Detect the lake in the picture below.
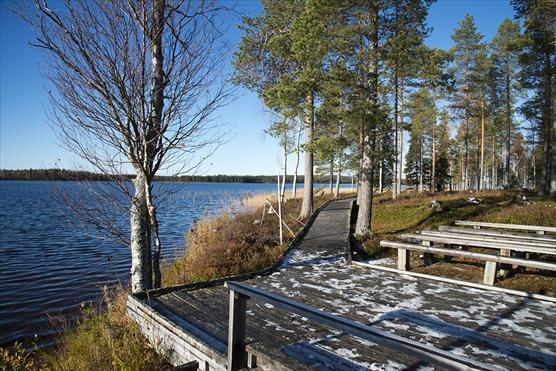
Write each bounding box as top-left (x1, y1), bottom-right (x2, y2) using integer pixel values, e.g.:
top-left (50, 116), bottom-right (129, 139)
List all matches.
top-left (0, 180), bottom-right (337, 347)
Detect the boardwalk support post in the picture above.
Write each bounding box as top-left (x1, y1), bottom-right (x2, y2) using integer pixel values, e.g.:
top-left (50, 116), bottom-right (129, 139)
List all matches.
top-left (227, 290), bottom-right (248, 371)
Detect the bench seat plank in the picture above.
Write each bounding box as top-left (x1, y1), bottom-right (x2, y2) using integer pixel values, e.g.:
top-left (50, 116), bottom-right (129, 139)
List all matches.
top-left (438, 226), bottom-right (556, 242)
top-left (400, 233), bottom-right (556, 255)
top-left (419, 230), bottom-right (556, 249)
top-left (455, 220), bottom-right (556, 234)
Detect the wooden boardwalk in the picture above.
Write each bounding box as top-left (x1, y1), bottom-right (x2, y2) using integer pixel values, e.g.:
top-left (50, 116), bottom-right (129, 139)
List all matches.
top-left (129, 198), bottom-right (556, 370)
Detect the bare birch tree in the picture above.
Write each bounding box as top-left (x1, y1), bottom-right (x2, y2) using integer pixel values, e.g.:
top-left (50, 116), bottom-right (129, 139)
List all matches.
top-left (24, 0), bottom-right (232, 293)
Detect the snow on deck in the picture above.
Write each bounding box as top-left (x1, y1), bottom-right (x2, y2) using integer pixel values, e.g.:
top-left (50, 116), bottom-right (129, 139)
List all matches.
top-left (152, 198), bottom-right (555, 370)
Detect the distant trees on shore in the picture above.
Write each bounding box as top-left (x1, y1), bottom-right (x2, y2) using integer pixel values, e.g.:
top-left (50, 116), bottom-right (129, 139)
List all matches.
top-left (0, 168), bottom-right (355, 185)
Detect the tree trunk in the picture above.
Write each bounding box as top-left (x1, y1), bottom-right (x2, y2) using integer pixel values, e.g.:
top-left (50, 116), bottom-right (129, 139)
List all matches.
top-left (378, 141), bottom-right (383, 194)
top-left (464, 61), bottom-right (469, 191)
top-left (292, 126), bottom-right (302, 199)
top-left (419, 135), bottom-right (423, 192)
top-left (505, 57), bottom-right (511, 188)
top-left (335, 124), bottom-right (343, 198)
top-left (431, 99), bottom-right (436, 193)
top-left (144, 0), bottom-right (165, 289)
top-left (357, 121), bottom-right (364, 205)
top-left (480, 97), bottom-right (485, 190)
top-left (355, 134), bottom-right (374, 237)
top-left (300, 91), bottom-right (314, 219)
top-left (398, 82), bottom-right (404, 195)
top-left (355, 2), bottom-right (378, 238)
top-left (491, 118), bottom-right (496, 190)
top-left (547, 44), bottom-right (555, 198)
top-left (282, 127), bottom-right (288, 201)
top-left (329, 156), bottom-right (334, 195)
top-left (392, 69), bottom-right (399, 199)
top-left (145, 181), bottom-right (162, 289)
top-left (335, 159), bottom-right (341, 198)
top-left (130, 172), bottom-right (150, 293)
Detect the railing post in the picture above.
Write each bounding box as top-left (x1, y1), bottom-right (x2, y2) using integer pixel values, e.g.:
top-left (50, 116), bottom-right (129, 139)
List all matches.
top-left (227, 289), bottom-right (248, 371)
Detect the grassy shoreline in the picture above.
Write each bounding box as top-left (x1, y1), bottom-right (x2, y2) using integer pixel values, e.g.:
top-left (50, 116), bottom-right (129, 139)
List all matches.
top-left (2, 189), bottom-right (555, 369)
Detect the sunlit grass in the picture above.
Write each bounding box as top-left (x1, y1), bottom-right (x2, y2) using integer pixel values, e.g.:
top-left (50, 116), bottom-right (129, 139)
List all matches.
top-left (366, 189), bottom-right (556, 295)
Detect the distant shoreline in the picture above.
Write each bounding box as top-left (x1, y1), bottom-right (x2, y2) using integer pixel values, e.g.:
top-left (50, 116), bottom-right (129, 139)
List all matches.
top-left (0, 169), bottom-right (354, 184)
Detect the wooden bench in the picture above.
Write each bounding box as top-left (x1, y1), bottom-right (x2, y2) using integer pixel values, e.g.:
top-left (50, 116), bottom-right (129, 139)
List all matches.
top-left (438, 226), bottom-right (556, 243)
top-left (454, 220), bottom-right (556, 235)
top-left (380, 240), bottom-right (556, 286)
top-left (410, 229), bottom-right (555, 276)
top-left (412, 231), bottom-right (556, 252)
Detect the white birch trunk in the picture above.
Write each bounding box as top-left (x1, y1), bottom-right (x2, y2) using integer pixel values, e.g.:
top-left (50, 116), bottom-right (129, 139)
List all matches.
top-left (130, 172), bottom-right (150, 293)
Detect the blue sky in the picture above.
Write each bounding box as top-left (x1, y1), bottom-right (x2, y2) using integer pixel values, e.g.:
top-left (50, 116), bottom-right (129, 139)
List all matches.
top-left (0, 0), bottom-right (516, 175)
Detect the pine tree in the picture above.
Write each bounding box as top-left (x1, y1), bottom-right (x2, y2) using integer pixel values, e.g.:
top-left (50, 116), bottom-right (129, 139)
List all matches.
top-left (436, 110), bottom-right (452, 190)
top-left (512, 0), bottom-right (556, 197)
top-left (491, 18), bottom-right (521, 189)
top-left (417, 46), bottom-right (452, 192)
top-left (450, 14), bottom-right (484, 190)
top-left (384, 0), bottom-right (433, 199)
top-left (233, 0), bottom-right (333, 217)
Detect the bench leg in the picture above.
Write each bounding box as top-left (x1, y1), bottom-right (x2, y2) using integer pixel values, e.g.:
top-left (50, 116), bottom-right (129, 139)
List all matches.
top-left (398, 248), bottom-right (410, 271)
top-left (483, 261), bottom-right (497, 285)
top-left (421, 241), bottom-right (433, 266)
top-left (247, 353), bottom-right (257, 368)
top-left (498, 249), bottom-right (511, 278)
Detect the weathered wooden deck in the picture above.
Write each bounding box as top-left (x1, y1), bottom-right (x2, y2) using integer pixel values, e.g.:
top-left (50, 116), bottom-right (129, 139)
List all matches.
top-left (129, 198), bottom-right (556, 370)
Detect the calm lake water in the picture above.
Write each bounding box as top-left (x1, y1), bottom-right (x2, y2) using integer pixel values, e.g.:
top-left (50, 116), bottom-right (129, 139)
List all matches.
top-left (0, 180), bottom-right (318, 347)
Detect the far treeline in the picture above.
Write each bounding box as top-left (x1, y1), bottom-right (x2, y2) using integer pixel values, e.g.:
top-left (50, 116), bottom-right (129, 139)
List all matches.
top-left (233, 0), bottom-right (556, 237)
top-left (0, 168), bottom-right (356, 185)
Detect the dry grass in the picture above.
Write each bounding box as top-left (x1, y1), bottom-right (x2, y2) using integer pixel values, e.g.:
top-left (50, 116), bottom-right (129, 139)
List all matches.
top-left (43, 286), bottom-right (169, 371)
top-left (364, 189), bottom-right (556, 295)
top-left (1, 286), bottom-right (169, 371)
top-left (164, 190), bottom-right (355, 287)
top-left (241, 187), bottom-right (354, 211)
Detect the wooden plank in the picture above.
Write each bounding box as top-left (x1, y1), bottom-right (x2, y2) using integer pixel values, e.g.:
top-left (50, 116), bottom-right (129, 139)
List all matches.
top-left (455, 220), bottom-right (556, 233)
top-left (224, 281), bottom-right (485, 371)
top-left (227, 290), bottom-right (248, 371)
top-left (401, 233), bottom-right (556, 255)
top-left (419, 230), bottom-right (556, 249)
top-left (438, 226), bottom-right (556, 242)
top-left (380, 240), bottom-right (556, 271)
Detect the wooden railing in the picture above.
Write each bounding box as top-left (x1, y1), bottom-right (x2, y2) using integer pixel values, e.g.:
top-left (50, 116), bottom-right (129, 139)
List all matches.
top-left (224, 281), bottom-right (483, 371)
